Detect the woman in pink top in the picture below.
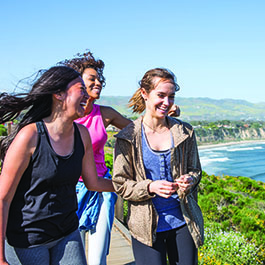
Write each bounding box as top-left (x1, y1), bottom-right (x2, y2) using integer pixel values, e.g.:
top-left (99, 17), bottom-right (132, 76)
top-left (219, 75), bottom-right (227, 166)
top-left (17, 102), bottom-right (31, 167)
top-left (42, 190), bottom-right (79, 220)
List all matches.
top-left (60, 51), bottom-right (131, 265)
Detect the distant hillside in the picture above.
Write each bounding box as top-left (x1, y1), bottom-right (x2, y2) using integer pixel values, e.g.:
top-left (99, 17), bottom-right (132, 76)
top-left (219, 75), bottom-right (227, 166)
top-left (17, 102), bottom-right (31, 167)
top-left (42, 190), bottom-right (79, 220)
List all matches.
top-left (97, 96), bottom-right (132, 116)
top-left (97, 96), bottom-right (265, 121)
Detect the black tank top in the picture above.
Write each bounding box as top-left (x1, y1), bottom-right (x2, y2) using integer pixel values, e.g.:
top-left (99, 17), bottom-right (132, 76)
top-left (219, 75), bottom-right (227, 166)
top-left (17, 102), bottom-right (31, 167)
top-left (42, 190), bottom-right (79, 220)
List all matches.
top-left (6, 121), bottom-right (85, 247)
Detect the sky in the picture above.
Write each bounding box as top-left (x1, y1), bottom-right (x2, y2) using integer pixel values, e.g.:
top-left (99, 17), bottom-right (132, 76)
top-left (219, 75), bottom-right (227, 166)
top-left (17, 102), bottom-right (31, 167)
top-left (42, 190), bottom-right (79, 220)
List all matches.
top-left (0, 0), bottom-right (264, 103)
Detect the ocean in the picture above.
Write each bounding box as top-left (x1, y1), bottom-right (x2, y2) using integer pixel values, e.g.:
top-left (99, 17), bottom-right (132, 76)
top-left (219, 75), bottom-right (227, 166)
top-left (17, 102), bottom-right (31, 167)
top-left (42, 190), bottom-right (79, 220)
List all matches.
top-left (198, 141), bottom-right (265, 182)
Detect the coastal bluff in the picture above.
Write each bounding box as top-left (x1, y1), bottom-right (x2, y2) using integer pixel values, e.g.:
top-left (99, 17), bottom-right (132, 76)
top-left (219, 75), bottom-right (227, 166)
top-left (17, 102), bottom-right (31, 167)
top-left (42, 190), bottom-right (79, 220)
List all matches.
top-left (195, 127), bottom-right (265, 144)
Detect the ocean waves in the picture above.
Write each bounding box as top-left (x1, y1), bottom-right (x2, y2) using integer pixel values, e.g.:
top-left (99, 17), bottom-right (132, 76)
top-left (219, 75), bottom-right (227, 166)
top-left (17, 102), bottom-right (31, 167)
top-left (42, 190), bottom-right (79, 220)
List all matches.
top-left (199, 142), bottom-right (265, 182)
top-left (227, 146), bottom-right (263, 152)
top-left (200, 157), bottom-right (230, 166)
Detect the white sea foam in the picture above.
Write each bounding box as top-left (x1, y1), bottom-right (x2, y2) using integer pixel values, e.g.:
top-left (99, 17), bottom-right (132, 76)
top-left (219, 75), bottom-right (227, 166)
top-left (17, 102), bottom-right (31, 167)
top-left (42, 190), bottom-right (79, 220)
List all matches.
top-left (208, 147), bottom-right (229, 151)
top-left (199, 142), bottom-right (265, 182)
top-left (200, 157), bottom-right (229, 166)
top-left (227, 146), bottom-right (263, 152)
top-left (199, 151), bottom-right (220, 157)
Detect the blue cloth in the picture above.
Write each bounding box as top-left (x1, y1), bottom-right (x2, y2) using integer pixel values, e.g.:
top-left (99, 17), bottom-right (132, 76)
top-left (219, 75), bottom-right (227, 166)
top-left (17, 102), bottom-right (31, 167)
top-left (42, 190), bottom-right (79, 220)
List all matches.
top-left (76, 169), bottom-right (117, 231)
top-left (142, 126), bottom-right (186, 232)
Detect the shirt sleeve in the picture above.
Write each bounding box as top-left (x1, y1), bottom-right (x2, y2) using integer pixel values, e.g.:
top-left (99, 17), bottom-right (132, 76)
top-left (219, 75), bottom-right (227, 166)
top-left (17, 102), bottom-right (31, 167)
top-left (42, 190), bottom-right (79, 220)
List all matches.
top-left (113, 138), bottom-right (154, 202)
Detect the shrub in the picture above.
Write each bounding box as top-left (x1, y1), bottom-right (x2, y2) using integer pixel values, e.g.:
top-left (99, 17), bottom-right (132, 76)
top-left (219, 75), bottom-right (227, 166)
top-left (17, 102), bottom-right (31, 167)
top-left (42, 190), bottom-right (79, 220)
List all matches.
top-left (198, 225), bottom-right (265, 265)
top-left (0, 124), bottom-right (7, 136)
top-left (105, 153), bottom-right (113, 175)
top-left (199, 172), bottom-right (265, 247)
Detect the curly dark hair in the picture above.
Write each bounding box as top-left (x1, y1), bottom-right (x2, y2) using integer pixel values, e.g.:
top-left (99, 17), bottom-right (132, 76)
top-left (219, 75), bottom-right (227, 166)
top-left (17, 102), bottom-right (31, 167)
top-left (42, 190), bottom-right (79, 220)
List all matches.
top-left (58, 50), bottom-right (106, 87)
top-left (0, 66), bottom-right (80, 160)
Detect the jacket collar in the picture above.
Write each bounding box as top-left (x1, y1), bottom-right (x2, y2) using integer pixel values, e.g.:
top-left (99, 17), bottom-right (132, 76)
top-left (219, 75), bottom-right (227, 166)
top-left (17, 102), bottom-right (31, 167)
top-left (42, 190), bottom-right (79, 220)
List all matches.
top-left (116, 116), bottom-right (193, 147)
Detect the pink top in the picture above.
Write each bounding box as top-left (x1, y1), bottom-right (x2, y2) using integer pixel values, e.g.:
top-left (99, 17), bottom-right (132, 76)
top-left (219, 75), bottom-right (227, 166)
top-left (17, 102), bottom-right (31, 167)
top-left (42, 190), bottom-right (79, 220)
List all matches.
top-left (75, 104), bottom-right (108, 179)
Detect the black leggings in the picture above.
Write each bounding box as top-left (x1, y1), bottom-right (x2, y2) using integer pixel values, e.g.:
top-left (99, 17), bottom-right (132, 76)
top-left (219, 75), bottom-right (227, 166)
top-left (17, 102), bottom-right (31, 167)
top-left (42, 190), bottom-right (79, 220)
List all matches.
top-left (131, 225), bottom-right (197, 265)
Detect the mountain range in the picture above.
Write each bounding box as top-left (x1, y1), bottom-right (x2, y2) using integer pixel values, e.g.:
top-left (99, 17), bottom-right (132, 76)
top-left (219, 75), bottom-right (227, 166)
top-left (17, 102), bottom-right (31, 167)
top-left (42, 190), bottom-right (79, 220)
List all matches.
top-left (97, 96), bottom-right (265, 121)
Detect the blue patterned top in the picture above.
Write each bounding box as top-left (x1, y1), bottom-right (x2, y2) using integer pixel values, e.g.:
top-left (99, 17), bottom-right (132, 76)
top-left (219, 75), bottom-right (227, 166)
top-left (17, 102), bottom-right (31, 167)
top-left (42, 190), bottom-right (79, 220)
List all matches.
top-left (142, 125), bottom-right (185, 232)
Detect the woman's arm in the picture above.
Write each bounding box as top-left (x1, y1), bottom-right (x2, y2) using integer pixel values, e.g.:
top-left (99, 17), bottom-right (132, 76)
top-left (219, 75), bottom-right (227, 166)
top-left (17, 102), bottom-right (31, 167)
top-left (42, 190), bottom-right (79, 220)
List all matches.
top-left (78, 124), bottom-right (114, 192)
top-left (187, 131), bottom-right (202, 187)
top-left (100, 104), bottom-right (180, 130)
top-left (0, 124), bottom-right (37, 264)
top-left (113, 138), bottom-right (151, 201)
top-left (177, 131), bottom-right (202, 195)
top-left (100, 106), bottom-right (131, 129)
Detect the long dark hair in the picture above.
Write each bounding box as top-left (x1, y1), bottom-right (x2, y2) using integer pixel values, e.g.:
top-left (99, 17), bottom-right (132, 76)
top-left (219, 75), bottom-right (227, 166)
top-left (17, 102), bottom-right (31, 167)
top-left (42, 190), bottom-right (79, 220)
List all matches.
top-left (0, 66), bottom-right (80, 160)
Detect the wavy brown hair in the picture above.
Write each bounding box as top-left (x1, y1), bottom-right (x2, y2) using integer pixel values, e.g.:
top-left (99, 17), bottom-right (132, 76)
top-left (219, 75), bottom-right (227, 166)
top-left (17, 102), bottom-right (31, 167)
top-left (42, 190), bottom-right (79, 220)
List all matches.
top-left (128, 68), bottom-right (180, 114)
top-left (58, 50), bottom-right (106, 87)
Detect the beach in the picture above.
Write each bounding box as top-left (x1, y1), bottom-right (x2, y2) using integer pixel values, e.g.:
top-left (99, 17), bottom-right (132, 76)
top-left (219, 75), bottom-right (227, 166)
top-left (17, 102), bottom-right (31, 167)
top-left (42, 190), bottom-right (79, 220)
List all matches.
top-left (199, 140), bottom-right (265, 182)
top-left (198, 139), bottom-right (265, 150)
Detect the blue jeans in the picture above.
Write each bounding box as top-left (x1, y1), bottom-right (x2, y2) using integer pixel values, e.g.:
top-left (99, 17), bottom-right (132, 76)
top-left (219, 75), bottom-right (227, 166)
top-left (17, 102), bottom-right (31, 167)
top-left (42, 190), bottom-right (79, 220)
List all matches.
top-left (5, 229), bottom-right (87, 265)
top-left (76, 170), bottom-right (117, 265)
top-left (76, 169), bottom-right (117, 232)
top-left (80, 193), bottom-right (111, 265)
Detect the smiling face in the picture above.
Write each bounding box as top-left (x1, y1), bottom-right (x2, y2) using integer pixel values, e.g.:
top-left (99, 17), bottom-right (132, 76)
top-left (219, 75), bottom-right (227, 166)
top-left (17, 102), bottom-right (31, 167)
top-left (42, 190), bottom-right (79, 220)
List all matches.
top-left (82, 68), bottom-right (102, 100)
top-left (142, 77), bottom-right (175, 119)
top-left (61, 76), bottom-right (89, 119)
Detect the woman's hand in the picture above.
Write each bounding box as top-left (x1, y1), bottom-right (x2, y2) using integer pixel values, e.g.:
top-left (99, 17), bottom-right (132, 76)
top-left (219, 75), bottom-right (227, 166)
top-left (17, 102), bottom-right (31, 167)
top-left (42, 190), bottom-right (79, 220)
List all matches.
top-left (148, 180), bottom-right (178, 198)
top-left (168, 104), bottom-right (180, 117)
top-left (175, 174), bottom-right (194, 193)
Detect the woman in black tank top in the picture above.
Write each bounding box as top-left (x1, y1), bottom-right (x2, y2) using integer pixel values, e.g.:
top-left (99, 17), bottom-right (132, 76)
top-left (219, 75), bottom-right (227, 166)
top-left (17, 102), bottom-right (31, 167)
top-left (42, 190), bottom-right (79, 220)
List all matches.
top-left (0, 66), bottom-right (114, 265)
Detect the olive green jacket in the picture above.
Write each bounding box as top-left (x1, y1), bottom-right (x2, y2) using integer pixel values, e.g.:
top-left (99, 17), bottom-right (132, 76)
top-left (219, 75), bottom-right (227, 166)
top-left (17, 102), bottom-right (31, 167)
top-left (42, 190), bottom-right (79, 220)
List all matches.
top-left (113, 116), bottom-right (204, 248)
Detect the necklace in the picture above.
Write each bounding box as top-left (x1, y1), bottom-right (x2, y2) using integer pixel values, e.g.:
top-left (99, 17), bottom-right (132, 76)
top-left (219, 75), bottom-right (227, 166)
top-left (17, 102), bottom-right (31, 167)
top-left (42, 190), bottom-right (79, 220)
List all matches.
top-left (143, 120), bottom-right (169, 134)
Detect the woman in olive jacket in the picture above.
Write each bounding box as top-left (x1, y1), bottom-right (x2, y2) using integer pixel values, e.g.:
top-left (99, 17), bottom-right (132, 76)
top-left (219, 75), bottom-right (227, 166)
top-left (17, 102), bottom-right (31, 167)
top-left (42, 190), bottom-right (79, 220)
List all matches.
top-left (113, 68), bottom-right (203, 265)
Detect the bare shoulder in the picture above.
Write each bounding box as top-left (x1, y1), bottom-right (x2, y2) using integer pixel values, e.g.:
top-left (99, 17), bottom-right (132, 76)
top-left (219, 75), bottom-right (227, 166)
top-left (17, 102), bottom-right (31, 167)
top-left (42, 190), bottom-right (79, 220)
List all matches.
top-left (75, 122), bottom-right (91, 147)
top-left (15, 123), bottom-right (38, 146)
top-left (8, 123), bottom-right (38, 157)
top-left (100, 105), bottom-right (131, 129)
top-left (100, 105), bottom-right (118, 118)
top-left (75, 123), bottom-right (89, 134)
